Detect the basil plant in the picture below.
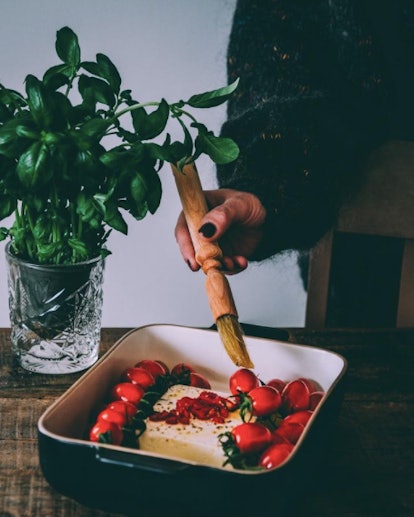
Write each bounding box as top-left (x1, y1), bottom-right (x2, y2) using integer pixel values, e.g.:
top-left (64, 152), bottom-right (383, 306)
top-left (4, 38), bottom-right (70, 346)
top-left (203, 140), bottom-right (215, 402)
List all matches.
top-left (0, 27), bottom-right (239, 265)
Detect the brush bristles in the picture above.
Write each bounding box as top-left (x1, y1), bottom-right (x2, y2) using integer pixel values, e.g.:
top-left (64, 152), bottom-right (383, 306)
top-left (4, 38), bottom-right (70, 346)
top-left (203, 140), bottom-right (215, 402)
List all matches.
top-left (216, 315), bottom-right (254, 368)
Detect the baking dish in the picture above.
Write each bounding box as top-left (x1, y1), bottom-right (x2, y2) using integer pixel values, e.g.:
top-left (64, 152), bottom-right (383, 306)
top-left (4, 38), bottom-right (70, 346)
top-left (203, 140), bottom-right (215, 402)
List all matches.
top-left (38, 324), bottom-right (347, 515)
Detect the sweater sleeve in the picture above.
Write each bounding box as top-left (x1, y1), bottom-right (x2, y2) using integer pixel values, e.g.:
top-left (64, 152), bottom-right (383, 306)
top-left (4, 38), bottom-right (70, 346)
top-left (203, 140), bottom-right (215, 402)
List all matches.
top-left (217, 0), bottom-right (390, 260)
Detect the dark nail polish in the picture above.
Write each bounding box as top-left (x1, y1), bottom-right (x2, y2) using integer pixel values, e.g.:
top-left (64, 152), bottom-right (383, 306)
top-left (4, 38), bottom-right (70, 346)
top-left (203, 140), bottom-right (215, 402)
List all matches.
top-left (199, 222), bottom-right (216, 238)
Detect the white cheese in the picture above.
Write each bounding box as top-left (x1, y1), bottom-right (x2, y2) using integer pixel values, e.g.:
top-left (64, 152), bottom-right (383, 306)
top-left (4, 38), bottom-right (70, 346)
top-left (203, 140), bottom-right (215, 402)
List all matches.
top-left (139, 384), bottom-right (242, 468)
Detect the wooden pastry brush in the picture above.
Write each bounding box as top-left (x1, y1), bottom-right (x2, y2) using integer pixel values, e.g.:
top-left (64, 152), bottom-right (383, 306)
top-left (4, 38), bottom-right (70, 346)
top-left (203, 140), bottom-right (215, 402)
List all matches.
top-left (171, 161), bottom-right (254, 368)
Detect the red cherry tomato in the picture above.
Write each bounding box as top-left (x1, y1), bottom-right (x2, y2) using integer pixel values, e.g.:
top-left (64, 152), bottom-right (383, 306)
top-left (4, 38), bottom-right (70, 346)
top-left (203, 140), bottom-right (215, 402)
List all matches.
top-left (229, 368), bottom-right (260, 395)
top-left (259, 443), bottom-right (293, 470)
top-left (274, 421), bottom-right (305, 444)
top-left (171, 362), bottom-right (195, 376)
top-left (248, 385), bottom-right (282, 417)
top-left (266, 378), bottom-right (286, 392)
top-left (189, 372), bottom-right (211, 389)
top-left (154, 360), bottom-right (170, 374)
top-left (97, 408), bottom-right (128, 428)
top-left (231, 422), bottom-right (273, 455)
top-left (134, 359), bottom-right (168, 379)
top-left (111, 382), bottom-right (144, 406)
top-left (283, 410), bottom-right (313, 426)
top-left (297, 377), bottom-right (319, 393)
top-left (281, 379), bottom-right (310, 414)
top-left (271, 432), bottom-right (291, 445)
top-left (89, 420), bottom-right (123, 445)
top-left (309, 391), bottom-right (324, 410)
top-left (106, 400), bottom-right (137, 422)
top-left (123, 367), bottom-right (155, 389)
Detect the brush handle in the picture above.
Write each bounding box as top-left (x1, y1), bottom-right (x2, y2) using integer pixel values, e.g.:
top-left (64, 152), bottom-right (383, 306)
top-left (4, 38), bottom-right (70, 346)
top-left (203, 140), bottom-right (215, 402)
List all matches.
top-left (171, 162), bottom-right (238, 319)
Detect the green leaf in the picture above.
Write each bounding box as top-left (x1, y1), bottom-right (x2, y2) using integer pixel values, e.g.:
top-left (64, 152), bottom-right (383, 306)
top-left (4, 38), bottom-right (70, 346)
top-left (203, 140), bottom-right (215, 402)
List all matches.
top-left (43, 64), bottom-right (74, 87)
top-left (16, 141), bottom-right (52, 188)
top-left (56, 27), bottom-right (81, 66)
top-left (0, 194), bottom-right (16, 220)
top-left (195, 131), bottom-right (239, 164)
top-left (78, 75), bottom-right (115, 107)
top-left (186, 78), bottom-right (239, 108)
top-left (0, 119), bottom-right (33, 158)
top-left (130, 173), bottom-right (147, 204)
top-left (145, 169), bottom-right (162, 214)
top-left (68, 238), bottom-right (88, 259)
top-left (25, 75), bottom-right (51, 127)
top-left (96, 53), bottom-right (122, 93)
top-left (78, 118), bottom-right (111, 139)
top-left (131, 99), bottom-right (169, 140)
top-left (104, 200), bottom-right (128, 234)
top-left (0, 227), bottom-right (9, 241)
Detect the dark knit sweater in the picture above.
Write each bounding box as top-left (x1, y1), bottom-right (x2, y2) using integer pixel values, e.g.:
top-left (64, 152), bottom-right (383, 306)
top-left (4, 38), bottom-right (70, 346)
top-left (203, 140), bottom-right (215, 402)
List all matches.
top-left (217, 0), bottom-right (414, 260)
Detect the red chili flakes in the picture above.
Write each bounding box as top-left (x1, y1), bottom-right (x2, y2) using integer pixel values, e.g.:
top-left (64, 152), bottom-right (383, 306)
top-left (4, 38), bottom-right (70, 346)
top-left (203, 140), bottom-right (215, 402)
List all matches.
top-left (149, 391), bottom-right (233, 425)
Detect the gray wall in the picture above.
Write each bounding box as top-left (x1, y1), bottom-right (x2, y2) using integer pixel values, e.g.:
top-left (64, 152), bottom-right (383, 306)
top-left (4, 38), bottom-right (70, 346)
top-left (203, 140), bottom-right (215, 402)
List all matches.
top-left (0, 0), bottom-right (306, 329)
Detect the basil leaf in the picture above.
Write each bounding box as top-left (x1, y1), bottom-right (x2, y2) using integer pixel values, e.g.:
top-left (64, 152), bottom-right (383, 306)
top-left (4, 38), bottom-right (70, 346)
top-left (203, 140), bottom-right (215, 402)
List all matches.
top-left (78, 75), bottom-right (115, 107)
top-left (17, 141), bottom-right (52, 188)
top-left (186, 78), bottom-right (239, 108)
top-left (56, 26), bottom-right (81, 66)
top-left (96, 53), bottom-right (122, 93)
top-left (0, 227), bottom-right (9, 241)
top-left (25, 75), bottom-right (52, 127)
top-left (0, 194), bottom-right (16, 219)
top-left (195, 131), bottom-right (239, 164)
top-left (131, 99), bottom-right (169, 140)
top-left (104, 200), bottom-right (128, 234)
top-left (0, 119), bottom-right (33, 158)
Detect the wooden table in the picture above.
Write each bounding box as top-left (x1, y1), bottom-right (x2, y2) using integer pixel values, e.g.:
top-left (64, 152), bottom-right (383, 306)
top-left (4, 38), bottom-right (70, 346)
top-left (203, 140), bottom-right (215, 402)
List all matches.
top-left (1, 326), bottom-right (413, 516)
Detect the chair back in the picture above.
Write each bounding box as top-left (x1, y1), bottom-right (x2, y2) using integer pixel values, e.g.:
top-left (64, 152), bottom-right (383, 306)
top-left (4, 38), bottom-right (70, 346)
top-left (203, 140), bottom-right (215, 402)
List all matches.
top-left (305, 140), bottom-right (414, 328)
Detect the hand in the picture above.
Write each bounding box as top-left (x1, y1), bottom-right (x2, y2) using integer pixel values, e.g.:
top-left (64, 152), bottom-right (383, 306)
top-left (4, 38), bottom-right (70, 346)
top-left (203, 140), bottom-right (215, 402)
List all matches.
top-left (174, 188), bottom-right (267, 274)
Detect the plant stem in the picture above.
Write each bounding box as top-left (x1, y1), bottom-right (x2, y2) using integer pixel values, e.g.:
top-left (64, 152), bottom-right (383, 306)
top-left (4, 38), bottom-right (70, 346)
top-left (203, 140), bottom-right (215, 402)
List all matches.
top-left (113, 101), bottom-right (160, 120)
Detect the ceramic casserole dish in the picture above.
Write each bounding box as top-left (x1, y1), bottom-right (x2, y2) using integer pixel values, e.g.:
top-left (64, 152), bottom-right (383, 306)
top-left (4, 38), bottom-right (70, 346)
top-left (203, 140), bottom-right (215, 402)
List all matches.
top-left (38, 324), bottom-right (347, 515)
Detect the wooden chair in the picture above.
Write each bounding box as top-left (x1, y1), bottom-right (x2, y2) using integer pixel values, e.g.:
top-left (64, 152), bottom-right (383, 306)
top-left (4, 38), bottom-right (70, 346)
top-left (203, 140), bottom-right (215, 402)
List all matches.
top-left (305, 140), bottom-right (414, 328)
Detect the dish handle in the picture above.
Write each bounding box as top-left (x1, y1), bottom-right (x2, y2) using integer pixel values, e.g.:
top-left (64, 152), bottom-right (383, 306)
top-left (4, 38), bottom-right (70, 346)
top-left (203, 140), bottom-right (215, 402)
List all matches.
top-left (95, 447), bottom-right (190, 474)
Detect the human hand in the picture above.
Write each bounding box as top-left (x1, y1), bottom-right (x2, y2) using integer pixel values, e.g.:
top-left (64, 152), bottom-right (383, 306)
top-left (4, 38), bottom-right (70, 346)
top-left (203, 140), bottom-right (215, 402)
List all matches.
top-left (174, 188), bottom-right (267, 274)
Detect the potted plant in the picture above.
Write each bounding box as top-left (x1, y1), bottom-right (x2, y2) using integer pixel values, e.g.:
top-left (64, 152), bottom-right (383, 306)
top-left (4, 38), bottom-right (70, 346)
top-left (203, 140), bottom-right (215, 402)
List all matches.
top-left (0, 26), bottom-right (239, 374)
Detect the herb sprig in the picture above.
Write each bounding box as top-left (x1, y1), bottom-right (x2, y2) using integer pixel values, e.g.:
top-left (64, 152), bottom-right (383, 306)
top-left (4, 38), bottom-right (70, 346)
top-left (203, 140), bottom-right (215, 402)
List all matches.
top-left (0, 26), bottom-right (239, 264)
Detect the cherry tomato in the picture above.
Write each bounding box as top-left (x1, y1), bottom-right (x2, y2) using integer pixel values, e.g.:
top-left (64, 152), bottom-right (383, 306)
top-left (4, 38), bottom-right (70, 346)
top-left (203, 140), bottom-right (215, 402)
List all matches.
top-left (97, 408), bottom-right (128, 428)
top-left (189, 372), bottom-right (211, 389)
top-left (274, 421), bottom-right (305, 444)
top-left (231, 422), bottom-right (272, 455)
top-left (297, 377), bottom-right (319, 393)
top-left (259, 443), bottom-right (293, 470)
top-left (106, 400), bottom-right (137, 422)
top-left (281, 379), bottom-right (310, 414)
top-left (266, 378), bottom-right (286, 392)
top-left (111, 382), bottom-right (144, 406)
top-left (309, 391), bottom-right (324, 410)
top-left (154, 360), bottom-right (170, 374)
top-left (171, 362), bottom-right (195, 376)
top-left (134, 359), bottom-right (168, 379)
top-left (248, 385), bottom-right (282, 417)
top-left (89, 420), bottom-right (123, 445)
top-left (283, 409), bottom-right (313, 426)
top-left (229, 368), bottom-right (259, 395)
top-left (271, 432), bottom-right (291, 445)
top-left (123, 367), bottom-right (155, 389)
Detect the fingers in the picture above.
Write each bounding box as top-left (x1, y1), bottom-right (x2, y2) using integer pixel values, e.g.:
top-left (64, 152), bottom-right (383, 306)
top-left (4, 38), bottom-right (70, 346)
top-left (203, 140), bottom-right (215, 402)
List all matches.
top-left (221, 255), bottom-right (248, 275)
top-left (174, 211), bottom-right (200, 271)
top-left (199, 189), bottom-right (266, 241)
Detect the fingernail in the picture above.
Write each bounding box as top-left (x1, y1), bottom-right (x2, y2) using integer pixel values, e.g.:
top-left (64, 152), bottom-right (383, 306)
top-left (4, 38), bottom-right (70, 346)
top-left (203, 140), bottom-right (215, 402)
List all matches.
top-left (199, 222), bottom-right (216, 238)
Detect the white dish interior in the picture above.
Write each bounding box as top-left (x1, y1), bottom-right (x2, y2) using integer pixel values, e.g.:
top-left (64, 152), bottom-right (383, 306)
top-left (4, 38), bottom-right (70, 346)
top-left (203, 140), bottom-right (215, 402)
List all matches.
top-left (38, 324), bottom-right (347, 472)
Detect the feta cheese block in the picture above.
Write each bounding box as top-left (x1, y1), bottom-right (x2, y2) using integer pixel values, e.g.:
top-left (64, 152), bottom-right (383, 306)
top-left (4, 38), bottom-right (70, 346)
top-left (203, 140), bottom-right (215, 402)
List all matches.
top-left (139, 384), bottom-right (242, 468)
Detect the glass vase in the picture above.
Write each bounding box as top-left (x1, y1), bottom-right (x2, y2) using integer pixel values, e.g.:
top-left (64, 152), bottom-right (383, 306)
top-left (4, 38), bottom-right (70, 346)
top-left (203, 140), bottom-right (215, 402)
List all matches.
top-left (6, 244), bottom-right (105, 374)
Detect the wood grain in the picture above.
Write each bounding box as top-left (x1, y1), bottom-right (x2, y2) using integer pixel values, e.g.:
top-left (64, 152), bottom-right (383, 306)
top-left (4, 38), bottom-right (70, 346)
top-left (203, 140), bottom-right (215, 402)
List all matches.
top-left (0, 327), bottom-right (413, 516)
